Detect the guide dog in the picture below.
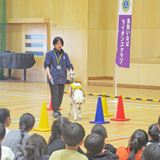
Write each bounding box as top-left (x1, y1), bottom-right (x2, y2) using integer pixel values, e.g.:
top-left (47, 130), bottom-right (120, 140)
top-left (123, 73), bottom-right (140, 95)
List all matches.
top-left (68, 89), bottom-right (85, 121)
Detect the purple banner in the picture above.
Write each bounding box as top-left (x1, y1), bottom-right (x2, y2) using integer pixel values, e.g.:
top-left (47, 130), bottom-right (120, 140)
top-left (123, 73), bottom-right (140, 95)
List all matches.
top-left (115, 15), bottom-right (132, 68)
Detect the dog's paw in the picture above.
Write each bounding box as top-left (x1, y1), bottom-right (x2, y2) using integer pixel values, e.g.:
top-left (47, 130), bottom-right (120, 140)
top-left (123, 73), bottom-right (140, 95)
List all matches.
top-left (79, 115), bottom-right (82, 119)
top-left (74, 117), bottom-right (77, 121)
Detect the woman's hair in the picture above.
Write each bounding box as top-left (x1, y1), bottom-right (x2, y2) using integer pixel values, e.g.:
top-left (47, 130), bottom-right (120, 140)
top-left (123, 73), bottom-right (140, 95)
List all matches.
top-left (141, 143), bottom-right (160, 160)
top-left (148, 124), bottom-right (159, 141)
top-left (127, 129), bottom-right (148, 160)
top-left (0, 108), bottom-right (10, 126)
top-left (24, 134), bottom-right (47, 160)
top-left (0, 124), bottom-right (6, 159)
top-left (84, 133), bottom-right (104, 155)
top-left (91, 124), bottom-right (107, 140)
top-left (53, 37), bottom-right (64, 46)
top-left (48, 117), bottom-right (70, 145)
top-left (19, 113), bottom-right (35, 144)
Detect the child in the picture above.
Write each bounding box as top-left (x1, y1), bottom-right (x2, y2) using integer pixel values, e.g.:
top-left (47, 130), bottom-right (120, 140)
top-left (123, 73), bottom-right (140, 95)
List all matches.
top-left (49, 123), bottom-right (88, 160)
top-left (141, 143), bottom-right (160, 160)
top-left (0, 123), bottom-right (14, 160)
top-left (116, 129), bottom-right (148, 160)
top-left (48, 117), bottom-right (83, 155)
top-left (48, 117), bottom-right (70, 155)
top-left (84, 133), bottom-right (119, 160)
top-left (147, 123), bottom-right (160, 146)
top-left (2, 113), bottom-right (35, 160)
top-left (24, 134), bottom-right (49, 160)
top-left (0, 108), bottom-right (11, 135)
top-left (91, 124), bottom-right (117, 154)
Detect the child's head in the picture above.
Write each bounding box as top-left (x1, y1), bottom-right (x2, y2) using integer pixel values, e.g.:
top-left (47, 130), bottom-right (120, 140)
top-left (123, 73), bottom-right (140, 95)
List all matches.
top-left (128, 129), bottom-right (148, 160)
top-left (62, 123), bottom-right (85, 147)
top-left (0, 124), bottom-right (6, 159)
top-left (48, 117), bottom-right (70, 145)
top-left (24, 134), bottom-right (47, 160)
top-left (0, 108), bottom-right (11, 127)
top-left (91, 124), bottom-right (107, 140)
top-left (148, 124), bottom-right (159, 141)
top-left (19, 113), bottom-right (35, 144)
top-left (141, 143), bottom-right (160, 160)
top-left (84, 133), bottom-right (104, 155)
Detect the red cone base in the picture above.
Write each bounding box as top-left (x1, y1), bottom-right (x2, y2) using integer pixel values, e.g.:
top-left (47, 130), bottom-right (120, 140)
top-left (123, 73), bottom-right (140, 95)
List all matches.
top-left (110, 95), bottom-right (130, 121)
top-left (47, 97), bottom-right (62, 111)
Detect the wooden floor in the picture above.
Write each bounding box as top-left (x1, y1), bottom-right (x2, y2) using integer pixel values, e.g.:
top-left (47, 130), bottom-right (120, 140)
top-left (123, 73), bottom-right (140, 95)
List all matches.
top-left (0, 81), bottom-right (160, 152)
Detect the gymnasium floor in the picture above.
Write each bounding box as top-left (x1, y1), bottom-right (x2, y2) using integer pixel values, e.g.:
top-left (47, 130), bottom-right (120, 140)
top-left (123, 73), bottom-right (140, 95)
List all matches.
top-left (0, 81), bottom-right (159, 151)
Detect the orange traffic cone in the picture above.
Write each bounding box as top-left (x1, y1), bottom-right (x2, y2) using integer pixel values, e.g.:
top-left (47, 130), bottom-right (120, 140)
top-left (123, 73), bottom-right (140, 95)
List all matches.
top-left (47, 97), bottom-right (62, 111)
top-left (33, 102), bottom-right (51, 131)
top-left (111, 95), bottom-right (130, 121)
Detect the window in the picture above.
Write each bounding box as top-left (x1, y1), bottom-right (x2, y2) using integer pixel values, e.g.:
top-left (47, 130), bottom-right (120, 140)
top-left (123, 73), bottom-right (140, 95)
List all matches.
top-left (25, 35), bottom-right (44, 39)
top-left (25, 43), bottom-right (43, 48)
top-left (25, 51), bottom-right (43, 56)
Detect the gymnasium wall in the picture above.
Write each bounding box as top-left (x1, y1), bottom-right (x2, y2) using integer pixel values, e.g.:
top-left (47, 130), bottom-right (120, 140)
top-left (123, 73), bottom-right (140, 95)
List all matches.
top-left (6, 0), bottom-right (160, 85)
top-left (6, 0), bottom-right (88, 84)
top-left (89, 0), bottom-right (160, 78)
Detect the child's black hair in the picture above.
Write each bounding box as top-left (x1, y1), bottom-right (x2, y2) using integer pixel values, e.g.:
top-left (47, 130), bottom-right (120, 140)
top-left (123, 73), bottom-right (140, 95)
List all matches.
top-left (53, 37), bottom-right (64, 46)
top-left (148, 123), bottom-right (159, 141)
top-left (0, 108), bottom-right (10, 126)
top-left (128, 129), bottom-right (148, 160)
top-left (48, 117), bottom-right (70, 145)
top-left (141, 143), bottom-right (160, 160)
top-left (24, 134), bottom-right (48, 160)
top-left (91, 124), bottom-right (107, 140)
top-left (62, 123), bottom-right (85, 147)
top-left (19, 113), bottom-right (35, 144)
top-left (0, 124), bottom-right (6, 159)
top-left (84, 133), bottom-right (104, 155)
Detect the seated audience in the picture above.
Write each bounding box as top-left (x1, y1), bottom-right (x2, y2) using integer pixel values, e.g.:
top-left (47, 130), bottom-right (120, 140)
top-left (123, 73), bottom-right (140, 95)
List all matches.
top-left (49, 123), bottom-right (88, 160)
top-left (2, 113), bottom-right (35, 160)
top-left (48, 117), bottom-right (83, 155)
top-left (147, 123), bottom-right (160, 146)
top-left (116, 129), bottom-right (148, 160)
top-left (91, 124), bottom-right (117, 154)
top-left (48, 117), bottom-right (70, 155)
top-left (0, 108), bottom-right (11, 136)
top-left (0, 123), bottom-right (14, 160)
top-left (24, 134), bottom-right (49, 160)
top-left (141, 143), bottom-right (160, 160)
top-left (84, 133), bottom-right (119, 160)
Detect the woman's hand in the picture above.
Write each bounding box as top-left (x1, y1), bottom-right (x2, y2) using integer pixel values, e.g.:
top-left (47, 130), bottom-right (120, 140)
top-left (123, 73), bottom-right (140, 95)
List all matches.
top-left (70, 73), bottom-right (74, 80)
top-left (49, 74), bottom-right (53, 82)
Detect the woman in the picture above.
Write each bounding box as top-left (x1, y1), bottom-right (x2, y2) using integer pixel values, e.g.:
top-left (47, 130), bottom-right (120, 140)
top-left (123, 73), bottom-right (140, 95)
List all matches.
top-left (2, 113), bottom-right (35, 160)
top-left (116, 129), bottom-right (148, 160)
top-left (44, 37), bottom-right (74, 118)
